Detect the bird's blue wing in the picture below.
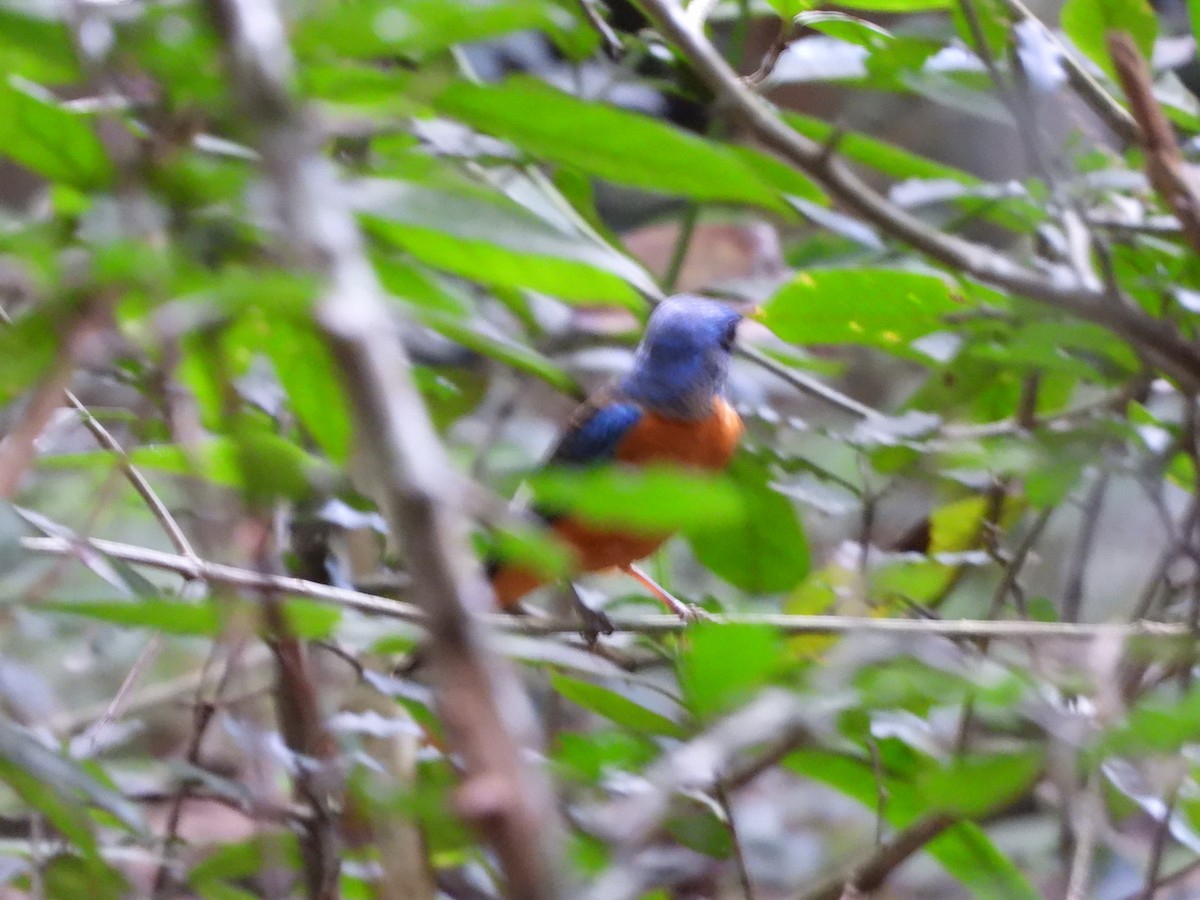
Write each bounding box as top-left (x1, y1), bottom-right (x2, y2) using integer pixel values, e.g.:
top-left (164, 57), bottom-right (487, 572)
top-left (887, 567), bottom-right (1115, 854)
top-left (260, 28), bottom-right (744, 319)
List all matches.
top-left (550, 396), bottom-right (643, 467)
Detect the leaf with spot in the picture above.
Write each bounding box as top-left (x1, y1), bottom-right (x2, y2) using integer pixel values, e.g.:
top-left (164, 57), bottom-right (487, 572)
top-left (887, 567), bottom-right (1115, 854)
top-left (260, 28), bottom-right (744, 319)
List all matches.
top-left (762, 268), bottom-right (964, 360)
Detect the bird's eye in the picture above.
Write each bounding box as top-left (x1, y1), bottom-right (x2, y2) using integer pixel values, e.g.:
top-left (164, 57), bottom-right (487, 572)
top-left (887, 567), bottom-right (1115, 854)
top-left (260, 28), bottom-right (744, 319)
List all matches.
top-left (720, 320), bottom-right (738, 350)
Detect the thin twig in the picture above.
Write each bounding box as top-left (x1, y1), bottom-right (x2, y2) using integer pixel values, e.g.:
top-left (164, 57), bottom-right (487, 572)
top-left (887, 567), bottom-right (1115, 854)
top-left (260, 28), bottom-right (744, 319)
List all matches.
top-left (714, 780), bottom-right (756, 900)
top-left (1061, 469), bottom-right (1111, 622)
top-left (65, 390), bottom-right (198, 561)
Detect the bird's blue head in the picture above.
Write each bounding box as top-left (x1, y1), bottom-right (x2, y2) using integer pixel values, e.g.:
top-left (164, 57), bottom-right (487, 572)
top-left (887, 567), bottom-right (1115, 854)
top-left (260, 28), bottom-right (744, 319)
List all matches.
top-left (620, 296), bottom-right (744, 420)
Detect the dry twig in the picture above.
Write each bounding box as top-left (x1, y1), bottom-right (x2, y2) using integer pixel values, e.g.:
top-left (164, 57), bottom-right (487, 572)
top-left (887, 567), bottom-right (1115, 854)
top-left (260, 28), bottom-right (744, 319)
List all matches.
top-left (1108, 32), bottom-right (1200, 254)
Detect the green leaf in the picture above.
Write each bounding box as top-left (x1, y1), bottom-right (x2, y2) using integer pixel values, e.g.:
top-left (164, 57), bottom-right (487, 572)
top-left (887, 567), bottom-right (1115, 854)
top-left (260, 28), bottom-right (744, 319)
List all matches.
top-left (41, 598), bottom-right (340, 640)
top-left (41, 436), bottom-right (333, 499)
top-left (678, 623), bottom-right (783, 718)
top-left (294, 0), bottom-right (594, 62)
top-left (0, 78), bottom-right (113, 189)
top-left (786, 750), bottom-right (1040, 898)
top-left (1098, 684), bottom-right (1200, 756)
top-left (0, 10), bottom-right (80, 83)
top-left (1061, 0), bottom-right (1156, 80)
top-left (530, 465), bottom-right (745, 535)
top-left (762, 269), bottom-right (962, 358)
top-left (786, 113), bottom-right (977, 184)
top-left (825, 0), bottom-right (952, 10)
top-left (434, 77), bottom-right (816, 212)
top-left (917, 752), bottom-right (1044, 816)
top-left (0, 718), bottom-right (145, 836)
top-left (358, 181), bottom-right (654, 304)
top-left (41, 855), bottom-right (127, 900)
top-left (549, 674), bottom-right (685, 737)
top-left (252, 315), bottom-right (353, 464)
top-left (687, 454), bottom-right (810, 594)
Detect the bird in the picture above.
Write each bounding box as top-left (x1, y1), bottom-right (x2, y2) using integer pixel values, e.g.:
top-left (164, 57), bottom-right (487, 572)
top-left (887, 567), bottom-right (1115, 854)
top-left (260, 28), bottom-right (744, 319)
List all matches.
top-left (488, 295), bottom-right (748, 620)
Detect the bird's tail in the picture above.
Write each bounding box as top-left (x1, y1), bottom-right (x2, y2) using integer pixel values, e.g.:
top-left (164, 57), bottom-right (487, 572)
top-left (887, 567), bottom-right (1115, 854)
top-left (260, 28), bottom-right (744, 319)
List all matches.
top-left (486, 558), bottom-right (544, 610)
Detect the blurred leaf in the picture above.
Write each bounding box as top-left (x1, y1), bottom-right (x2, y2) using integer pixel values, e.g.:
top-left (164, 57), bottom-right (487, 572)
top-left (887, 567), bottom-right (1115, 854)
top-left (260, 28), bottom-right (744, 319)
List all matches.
top-left (687, 454), bottom-right (810, 594)
top-left (762, 269), bottom-right (963, 358)
top-left (786, 750), bottom-right (1040, 897)
top-left (358, 180), bottom-right (654, 304)
top-left (0, 308), bottom-right (59, 404)
top-left (679, 623), bottom-right (783, 718)
top-left (252, 315), bottom-right (354, 464)
top-left (0, 10), bottom-right (79, 83)
top-left (42, 598), bottom-right (340, 640)
top-left (41, 854), bottom-right (127, 900)
top-left (434, 77), bottom-right (816, 212)
top-left (0, 78), bottom-right (113, 189)
top-left (42, 436), bottom-right (333, 500)
top-left (834, 0), bottom-right (953, 9)
top-left (1061, 0), bottom-right (1156, 80)
top-left (531, 465), bottom-right (744, 535)
top-left (917, 752), bottom-right (1043, 816)
top-left (1098, 685), bottom-right (1200, 756)
top-left (550, 674), bottom-right (685, 738)
top-left (786, 113), bottom-right (979, 183)
top-left (554, 730), bottom-right (656, 784)
top-left (666, 809), bottom-right (733, 858)
top-left (0, 719), bottom-right (145, 835)
top-left (294, 0), bottom-right (593, 61)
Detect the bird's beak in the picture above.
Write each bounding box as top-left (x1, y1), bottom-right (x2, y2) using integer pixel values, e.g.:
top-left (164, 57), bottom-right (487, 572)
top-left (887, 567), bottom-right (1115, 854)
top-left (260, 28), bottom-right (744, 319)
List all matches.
top-left (742, 304), bottom-right (764, 321)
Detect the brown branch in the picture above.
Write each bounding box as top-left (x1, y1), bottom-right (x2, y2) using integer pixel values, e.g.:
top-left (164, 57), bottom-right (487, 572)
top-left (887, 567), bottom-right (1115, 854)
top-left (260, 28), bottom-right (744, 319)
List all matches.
top-left (202, 0), bottom-right (566, 896)
top-left (638, 0), bottom-right (1200, 390)
top-left (796, 814), bottom-right (957, 900)
top-left (1108, 32), bottom-right (1200, 255)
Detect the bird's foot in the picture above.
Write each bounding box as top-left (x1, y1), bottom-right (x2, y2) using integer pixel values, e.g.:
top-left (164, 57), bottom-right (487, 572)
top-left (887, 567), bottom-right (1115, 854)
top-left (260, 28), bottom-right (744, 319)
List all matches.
top-left (567, 583), bottom-right (615, 644)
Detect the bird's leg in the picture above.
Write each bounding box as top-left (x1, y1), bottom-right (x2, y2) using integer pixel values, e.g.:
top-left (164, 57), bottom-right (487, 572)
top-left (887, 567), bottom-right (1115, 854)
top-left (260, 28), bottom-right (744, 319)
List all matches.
top-left (621, 563), bottom-right (710, 622)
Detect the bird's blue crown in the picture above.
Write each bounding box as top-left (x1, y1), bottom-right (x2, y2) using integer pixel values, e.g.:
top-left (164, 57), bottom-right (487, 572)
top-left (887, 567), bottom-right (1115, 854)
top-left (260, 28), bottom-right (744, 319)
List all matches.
top-left (620, 296), bottom-right (743, 420)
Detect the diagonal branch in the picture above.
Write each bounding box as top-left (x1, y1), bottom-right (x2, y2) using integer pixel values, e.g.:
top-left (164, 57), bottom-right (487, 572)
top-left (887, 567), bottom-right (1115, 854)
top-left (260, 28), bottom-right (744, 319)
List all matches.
top-left (202, 0), bottom-right (566, 896)
top-left (1108, 32), bottom-right (1200, 255)
top-left (638, 0), bottom-right (1200, 390)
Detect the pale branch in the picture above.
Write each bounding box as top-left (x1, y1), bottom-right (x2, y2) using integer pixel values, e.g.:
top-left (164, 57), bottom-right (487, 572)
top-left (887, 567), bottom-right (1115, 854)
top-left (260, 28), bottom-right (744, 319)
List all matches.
top-left (203, 0), bottom-right (567, 896)
top-left (20, 532), bottom-right (1200, 644)
top-left (738, 344), bottom-right (885, 421)
top-left (65, 390), bottom-right (198, 562)
top-left (638, 0), bottom-right (1200, 390)
top-left (1108, 32), bottom-right (1200, 256)
top-left (1001, 0), bottom-right (1140, 146)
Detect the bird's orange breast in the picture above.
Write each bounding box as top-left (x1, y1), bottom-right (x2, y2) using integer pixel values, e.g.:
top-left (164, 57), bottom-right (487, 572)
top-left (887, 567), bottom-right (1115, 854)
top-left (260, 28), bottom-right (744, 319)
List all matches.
top-left (613, 397), bottom-right (744, 470)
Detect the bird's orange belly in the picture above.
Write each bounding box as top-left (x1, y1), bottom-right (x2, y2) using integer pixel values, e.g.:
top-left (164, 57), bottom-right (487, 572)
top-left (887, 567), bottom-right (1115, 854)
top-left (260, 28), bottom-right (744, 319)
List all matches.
top-left (489, 399), bottom-right (743, 608)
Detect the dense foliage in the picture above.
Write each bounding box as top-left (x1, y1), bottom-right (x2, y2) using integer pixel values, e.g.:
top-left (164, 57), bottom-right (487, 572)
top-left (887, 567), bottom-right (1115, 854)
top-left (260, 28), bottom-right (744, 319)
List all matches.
top-left (2, 0), bottom-right (1200, 896)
